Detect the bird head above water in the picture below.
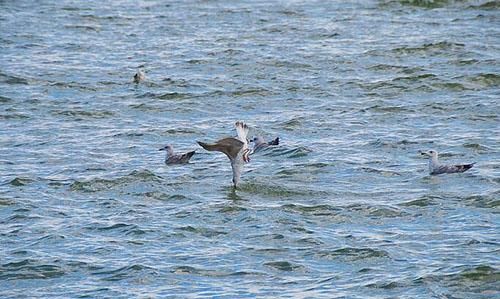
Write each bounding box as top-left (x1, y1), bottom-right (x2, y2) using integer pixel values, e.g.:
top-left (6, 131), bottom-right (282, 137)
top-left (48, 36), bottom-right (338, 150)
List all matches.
top-left (159, 144), bottom-right (174, 156)
top-left (420, 150), bottom-right (438, 159)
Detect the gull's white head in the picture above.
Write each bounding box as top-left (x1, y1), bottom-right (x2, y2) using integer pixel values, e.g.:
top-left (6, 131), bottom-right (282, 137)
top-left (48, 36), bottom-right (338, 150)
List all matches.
top-left (159, 144), bottom-right (174, 156)
top-left (251, 136), bottom-right (266, 146)
top-left (421, 150), bottom-right (438, 160)
top-left (134, 70), bottom-right (146, 83)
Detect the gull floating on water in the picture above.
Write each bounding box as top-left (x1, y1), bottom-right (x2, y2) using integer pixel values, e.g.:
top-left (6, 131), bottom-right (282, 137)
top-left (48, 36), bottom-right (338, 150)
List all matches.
top-left (197, 121), bottom-right (250, 187)
top-left (134, 70), bottom-right (145, 83)
top-left (250, 136), bottom-right (279, 152)
top-left (420, 150), bottom-right (475, 175)
top-left (159, 144), bottom-right (195, 165)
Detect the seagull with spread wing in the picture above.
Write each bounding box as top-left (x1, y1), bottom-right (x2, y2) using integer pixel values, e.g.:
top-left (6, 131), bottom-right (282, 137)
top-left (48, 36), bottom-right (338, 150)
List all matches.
top-left (197, 121), bottom-right (251, 187)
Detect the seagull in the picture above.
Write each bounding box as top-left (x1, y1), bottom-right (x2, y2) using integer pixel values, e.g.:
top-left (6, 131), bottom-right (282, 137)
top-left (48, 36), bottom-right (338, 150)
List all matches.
top-left (420, 150), bottom-right (475, 175)
top-left (197, 121), bottom-right (250, 187)
top-left (159, 144), bottom-right (195, 165)
top-left (133, 70), bottom-right (145, 83)
top-left (250, 136), bottom-right (279, 152)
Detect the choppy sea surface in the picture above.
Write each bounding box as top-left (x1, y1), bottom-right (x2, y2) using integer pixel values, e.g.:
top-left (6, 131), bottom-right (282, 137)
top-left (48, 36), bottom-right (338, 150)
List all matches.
top-left (1, 0), bottom-right (499, 298)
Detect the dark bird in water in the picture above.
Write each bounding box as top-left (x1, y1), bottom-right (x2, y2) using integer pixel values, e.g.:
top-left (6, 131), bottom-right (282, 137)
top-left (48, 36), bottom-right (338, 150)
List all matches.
top-left (420, 150), bottom-right (475, 175)
top-left (159, 144), bottom-right (195, 165)
top-left (197, 121), bottom-right (250, 187)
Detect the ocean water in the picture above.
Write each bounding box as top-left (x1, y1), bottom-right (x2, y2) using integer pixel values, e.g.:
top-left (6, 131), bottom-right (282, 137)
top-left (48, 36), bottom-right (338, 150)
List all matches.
top-left (0, 0), bottom-right (499, 298)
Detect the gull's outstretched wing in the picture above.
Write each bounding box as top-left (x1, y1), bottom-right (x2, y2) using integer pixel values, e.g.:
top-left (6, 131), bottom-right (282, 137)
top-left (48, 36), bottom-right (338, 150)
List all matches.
top-left (197, 138), bottom-right (243, 161)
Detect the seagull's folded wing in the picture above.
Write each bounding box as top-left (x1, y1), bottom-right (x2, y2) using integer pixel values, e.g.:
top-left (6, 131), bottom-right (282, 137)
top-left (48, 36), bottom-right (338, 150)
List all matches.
top-left (432, 163), bottom-right (474, 174)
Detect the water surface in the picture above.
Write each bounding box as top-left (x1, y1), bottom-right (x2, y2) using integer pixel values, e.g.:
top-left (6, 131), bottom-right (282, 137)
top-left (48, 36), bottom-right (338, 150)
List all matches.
top-left (1, 0), bottom-right (499, 298)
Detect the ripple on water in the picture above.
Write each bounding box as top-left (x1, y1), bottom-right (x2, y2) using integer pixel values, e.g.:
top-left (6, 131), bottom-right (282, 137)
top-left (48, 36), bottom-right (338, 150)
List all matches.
top-left (0, 259), bottom-right (65, 280)
top-left (346, 204), bottom-right (409, 218)
top-left (175, 226), bottom-right (228, 238)
top-left (8, 177), bottom-right (35, 186)
top-left (392, 41), bottom-right (465, 56)
top-left (414, 265), bottom-right (500, 295)
top-left (92, 264), bottom-right (159, 282)
top-left (237, 181), bottom-right (328, 198)
top-left (70, 170), bottom-right (162, 192)
top-left (264, 261), bottom-right (304, 272)
top-left (316, 247), bottom-right (390, 262)
top-left (0, 72), bottom-right (29, 85)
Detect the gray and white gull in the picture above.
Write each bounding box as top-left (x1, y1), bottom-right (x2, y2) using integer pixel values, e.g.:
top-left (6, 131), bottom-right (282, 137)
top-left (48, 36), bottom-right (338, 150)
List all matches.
top-left (250, 135), bottom-right (279, 152)
top-left (159, 144), bottom-right (195, 165)
top-left (420, 150), bottom-right (475, 175)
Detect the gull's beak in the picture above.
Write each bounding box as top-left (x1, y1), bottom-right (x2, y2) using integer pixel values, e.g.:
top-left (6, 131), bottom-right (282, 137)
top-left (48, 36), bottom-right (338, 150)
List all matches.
top-left (159, 147), bottom-right (165, 151)
top-left (419, 151), bottom-right (428, 156)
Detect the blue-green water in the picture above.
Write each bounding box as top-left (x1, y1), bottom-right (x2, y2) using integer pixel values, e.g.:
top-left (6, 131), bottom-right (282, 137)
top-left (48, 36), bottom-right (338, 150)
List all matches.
top-left (1, 0), bottom-right (499, 298)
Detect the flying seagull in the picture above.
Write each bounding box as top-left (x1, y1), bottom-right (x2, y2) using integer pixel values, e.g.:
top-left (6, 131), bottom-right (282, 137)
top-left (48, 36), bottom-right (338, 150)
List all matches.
top-left (250, 136), bottom-right (279, 152)
top-left (134, 70), bottom-right (145, 83)
top-left (197, 121), bottom-right (250, 187)
top-left (420, 150), bottom-right (475, 175)
top-left (159, 144), bottom-right (195, 165)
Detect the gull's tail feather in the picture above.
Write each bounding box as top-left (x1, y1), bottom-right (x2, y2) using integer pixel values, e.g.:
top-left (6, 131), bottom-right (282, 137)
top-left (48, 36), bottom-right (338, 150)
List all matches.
top-left (268, 137), bottom-right (280, 146)
top-left (456, 162), bottom-right (475, 173)
top-left (181, 151), bottom-right (196, 163)
top-left (235, 121), bottom-right (249, 143)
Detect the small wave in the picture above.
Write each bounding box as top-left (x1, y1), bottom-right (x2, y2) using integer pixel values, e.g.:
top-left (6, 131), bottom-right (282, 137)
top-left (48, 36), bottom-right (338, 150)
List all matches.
top-left (163, 128), bottom-right (199, 135)
top-left (467, 73), bottom-right (500, 88)
top-left (346, 204), bottom-right (408, 218)
top-left (284, 147), bottom-right (313, 158)
top-left (282, 203), bottom-right (342, 217)
top-left (280, 117), bottom-right (304, 131)
top-left (399, 195), bottom-right (439, 207)
top-left (53, 109), bottom-right (114, 119)
top-left (414, 265), bottom-right (499, 294)
top-left (93, 264), bottom-right (158, 281)
top-left (143, 191), bottom-right (188, 201)
top-left (365, 104), bottom-right (415, 113)
top-left (0, 95), bottom-right (12, 103)
top-left (0, 72), bottom-right (29, 85)
top-left (463, 143), bottom-right (494, 152)
top-left (158, 92), bottom-right (190, 100)
top-left (462, 194), bottom-right (500, 209)
top-left (0, 198), bottom-right (15, 206)
top-left (0, 259), bottom-right (65, 280)
top-left (359, 167), bottom-right (401, 176)
top-left (70, 170), bottom-right (162, 193)
top-left (264, 261), bottom-right (304, 272)
top-left (175, 226), bottom-right (228, 238)
top-left (238, 181), bottom-right (326, 198)
top-left (317, 247), bottom-right (390, 261)
top-left (227, 87), bottom-right (273, 97)
top-left (8, 177), bottom-right (34, 186)
top-left (469, 1), bottom-right (500, 10)
top-left (64, 25), bottom-right (100, 32)
top-left (49, 81), bottom-right (97, 91)
top-left (392, 41), bottom-right (465, 55)
top-left (396, 0), bottom-right (452, 8)
top-left (95, 223), bottom-right (137, 232)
